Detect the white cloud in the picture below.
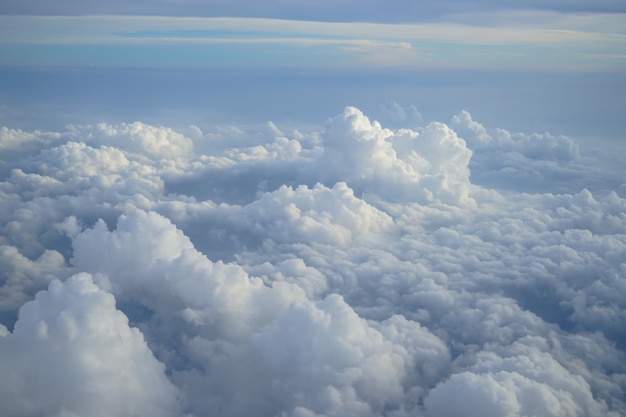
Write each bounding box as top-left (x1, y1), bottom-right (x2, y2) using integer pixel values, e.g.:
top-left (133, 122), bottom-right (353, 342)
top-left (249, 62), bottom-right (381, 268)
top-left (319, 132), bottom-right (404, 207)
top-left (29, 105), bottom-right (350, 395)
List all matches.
top-left (1, 106), bottom-right (625, 416)
top-left (69, 208), bottom-right (449, 416)
top-left (448, 110), bottom-right (626, 194)
top-left (0, 126), bottom-right (61, 150)
top-left (0, 273), bottom-right (181, 417)
top-left (316, 106), bottom-right (472, 204)
top-left (425, 340), bottom-right (618, 417)
top-left (2, 13), bottom-right (624, 70)
top-left (3, 14), bottom-right (623, 47)
top-left (452, 110), bottom-right (580, 161)
top-left (0, 245), bottom-right (68, 315)
top-left (83, 121), bottom-right (193, 158)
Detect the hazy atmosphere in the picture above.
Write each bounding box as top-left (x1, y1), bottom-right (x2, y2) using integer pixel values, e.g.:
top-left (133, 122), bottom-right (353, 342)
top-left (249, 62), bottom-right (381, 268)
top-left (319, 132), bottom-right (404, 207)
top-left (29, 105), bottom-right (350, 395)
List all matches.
top-left (1, 1), bottom-right (625, 416)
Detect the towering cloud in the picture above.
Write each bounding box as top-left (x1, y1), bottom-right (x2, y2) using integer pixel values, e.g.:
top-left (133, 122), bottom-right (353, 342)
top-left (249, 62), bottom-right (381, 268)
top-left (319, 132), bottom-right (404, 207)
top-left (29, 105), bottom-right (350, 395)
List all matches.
top-left (318, 106), bottom-right (473, 204)
top-left (0, 106), bottom-right (624, 416)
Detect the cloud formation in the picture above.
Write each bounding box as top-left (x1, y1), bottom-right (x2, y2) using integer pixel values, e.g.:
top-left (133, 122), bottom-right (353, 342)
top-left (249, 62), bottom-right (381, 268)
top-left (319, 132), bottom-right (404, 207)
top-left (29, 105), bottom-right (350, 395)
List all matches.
top-left (2, 13), bottom-right (624, 70)
top-left (2, 0), bottom-right (625, 21)
top-left (0, 273), bottom-right (181, 417)
top-left (0, 106), bottom-right (625, 416)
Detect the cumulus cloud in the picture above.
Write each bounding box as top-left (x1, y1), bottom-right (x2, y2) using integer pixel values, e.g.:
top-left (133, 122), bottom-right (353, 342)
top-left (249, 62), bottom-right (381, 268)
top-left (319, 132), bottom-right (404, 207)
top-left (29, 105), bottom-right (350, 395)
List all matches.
top-left (67, 121), bottom-right (194, 159)
top-left (317, 106), bottom-right (473, 204)
top-left (0, 106), bottom-right (625, 416)
top-left (449, 110), bottom-right (613, 194)
top-left (0, 273), bottom-right (181, 417)
top-left (425, 336), bottom-right (623, 417)
top-left (68, 208), bottom-right (450, 416)
top-left (379, 101), bottom-right (423, 127)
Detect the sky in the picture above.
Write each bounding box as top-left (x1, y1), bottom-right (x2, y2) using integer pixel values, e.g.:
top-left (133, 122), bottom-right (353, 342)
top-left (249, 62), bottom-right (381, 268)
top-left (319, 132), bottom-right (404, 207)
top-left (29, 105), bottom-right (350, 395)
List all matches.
top-left (1, 1), bottom-right (626, 417)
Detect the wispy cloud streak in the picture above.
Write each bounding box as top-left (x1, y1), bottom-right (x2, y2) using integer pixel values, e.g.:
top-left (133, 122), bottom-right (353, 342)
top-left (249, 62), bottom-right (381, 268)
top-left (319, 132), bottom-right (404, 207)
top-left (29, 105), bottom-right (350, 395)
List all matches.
top-left (1, 14), bottom-right (624, 69)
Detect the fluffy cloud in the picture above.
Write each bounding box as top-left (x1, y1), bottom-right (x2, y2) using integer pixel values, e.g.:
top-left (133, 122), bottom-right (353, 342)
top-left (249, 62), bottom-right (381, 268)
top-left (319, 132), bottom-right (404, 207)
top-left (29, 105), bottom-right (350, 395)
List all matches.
top-left (0, 273), bottom-right (181, 417)
top-left (379, 101), bottom-right (423, 127)
top-left (425, 339), bottom-right (622, 417)
top-left (1, 106), bottom-right (625, 416)
top-left (0, 244), bottom-right (68, 319)
top-left (68, 121), bottom-right (194, 159)
top-left (317, 106), bottom-right (473, 204)
top-left (449, 110), bottom-right (609, 194)
top-left (70, 209), bottom-right (449, 416)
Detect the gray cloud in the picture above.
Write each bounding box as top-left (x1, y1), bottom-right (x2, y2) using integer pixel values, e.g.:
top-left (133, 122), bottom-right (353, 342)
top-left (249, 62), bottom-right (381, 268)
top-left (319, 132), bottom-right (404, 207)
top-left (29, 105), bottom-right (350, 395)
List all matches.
top-left (2, 0), bottom-right (625, 22)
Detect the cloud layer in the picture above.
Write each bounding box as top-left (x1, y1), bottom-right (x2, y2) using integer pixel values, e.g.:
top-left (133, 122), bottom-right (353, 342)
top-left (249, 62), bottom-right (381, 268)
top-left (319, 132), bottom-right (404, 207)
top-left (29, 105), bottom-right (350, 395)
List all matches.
top-left (1, 106), bottom-right (625, 416)
top-left (2, 13), bottom-right (625, 71)
top-left (2, 0), bottom-right (625, 21)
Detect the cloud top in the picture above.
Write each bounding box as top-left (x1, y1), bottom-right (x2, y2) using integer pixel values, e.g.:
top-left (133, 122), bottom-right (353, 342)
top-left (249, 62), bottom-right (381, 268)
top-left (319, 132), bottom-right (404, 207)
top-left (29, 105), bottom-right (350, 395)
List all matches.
top-left (0, 106), bottom-right (625, 416)
top-left (0, 274), bottom-right (181, 417)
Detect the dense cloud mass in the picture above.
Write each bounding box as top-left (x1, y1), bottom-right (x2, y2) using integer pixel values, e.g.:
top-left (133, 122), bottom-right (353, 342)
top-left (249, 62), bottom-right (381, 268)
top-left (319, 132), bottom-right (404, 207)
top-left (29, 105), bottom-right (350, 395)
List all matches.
top-left (0, 273), bottom-right (181, 417)
top-left (1, 106), bottom-right (625, 416)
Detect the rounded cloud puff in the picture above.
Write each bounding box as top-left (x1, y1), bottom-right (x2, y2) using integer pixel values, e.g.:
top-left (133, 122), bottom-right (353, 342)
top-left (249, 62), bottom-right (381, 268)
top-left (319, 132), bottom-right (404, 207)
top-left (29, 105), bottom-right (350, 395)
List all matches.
top-left (245, 182), bottom-right (395, 246)
top-left (69, 209), bottom-right (450, 416)
top-left (0, 273), bottom-right (181, 417)
top-left (255, 295), bottom-right (450, 416)
top-left (318, 106), bottom-right (473, 204)
top-left (69, 121), bottom-right (194, 158)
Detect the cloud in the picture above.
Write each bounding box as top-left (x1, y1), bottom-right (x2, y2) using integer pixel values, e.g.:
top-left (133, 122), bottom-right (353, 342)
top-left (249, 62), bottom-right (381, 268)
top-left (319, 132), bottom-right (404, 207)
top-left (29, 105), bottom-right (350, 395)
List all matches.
top-left (448, 110), bottom-right (626, 194)
top-left (68, 209), bottom-right (449, 416)
top-left (70, 121), bottom-right (194, 158)
top-left (0, 273), bottom-right (181, 417)
top-left (316, 106), bottom-right (473, 204)
top-left (2, 0), bottom-right (625, 22)
top-left (379, 101), bottom-right (423, 127)
top-left (425, 338), bottom-right (622, 417)
top-left (2, 13), bottom-right (624, 70)
top-left (0, 106), bottom-right (625, 416)
top-left (0, 244), bottom-right (68, 320)
top-left (4, 14), bottom-right (622, 46)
